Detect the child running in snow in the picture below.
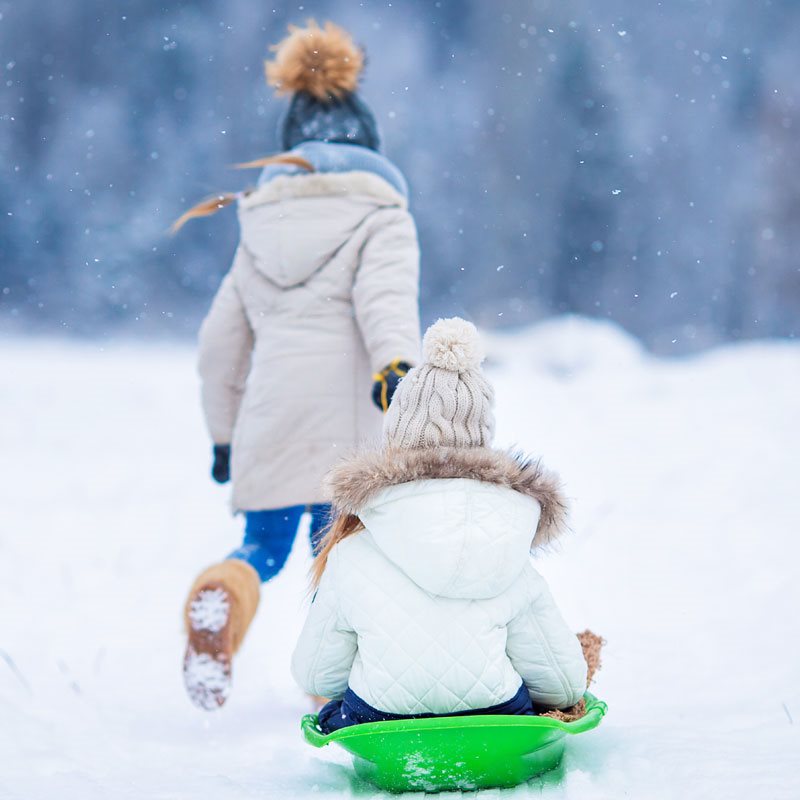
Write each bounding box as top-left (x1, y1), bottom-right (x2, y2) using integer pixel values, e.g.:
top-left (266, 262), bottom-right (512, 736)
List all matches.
top-left (292, 318), bottom-right (587, 731)
top-left (174, 21), bottom-right (421, 710)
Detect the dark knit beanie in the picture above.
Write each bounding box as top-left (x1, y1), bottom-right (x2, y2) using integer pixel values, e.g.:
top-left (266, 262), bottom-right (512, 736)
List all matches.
top-left (279, 91), bottom-right (380, 152)
top-left (266, 20), bottom-right (381, 153)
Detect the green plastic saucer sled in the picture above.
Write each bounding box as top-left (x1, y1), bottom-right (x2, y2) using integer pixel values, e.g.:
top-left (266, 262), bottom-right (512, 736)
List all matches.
top-left (301, 692), bottom-right (607, 793)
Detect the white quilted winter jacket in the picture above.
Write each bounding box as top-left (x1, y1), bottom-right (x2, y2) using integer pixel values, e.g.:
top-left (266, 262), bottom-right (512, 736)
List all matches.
top-left (292, 447), bottom-right (587, 714)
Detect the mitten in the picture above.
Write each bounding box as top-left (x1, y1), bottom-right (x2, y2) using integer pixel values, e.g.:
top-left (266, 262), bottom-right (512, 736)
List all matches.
top-left (211, 444), bottom-right (231, 484)
top-left (371, 360), bottom-right (412, 411)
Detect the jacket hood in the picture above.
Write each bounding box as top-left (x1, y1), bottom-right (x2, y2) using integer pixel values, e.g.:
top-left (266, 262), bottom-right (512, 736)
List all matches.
top-left (324, 446), bottom-right (569, 600)
top-left (236, 171), bottom-right (406, 289)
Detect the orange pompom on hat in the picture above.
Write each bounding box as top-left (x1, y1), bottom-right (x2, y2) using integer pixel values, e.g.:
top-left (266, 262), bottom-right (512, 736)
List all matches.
top-left (265, 20), bottom-right (380, 152)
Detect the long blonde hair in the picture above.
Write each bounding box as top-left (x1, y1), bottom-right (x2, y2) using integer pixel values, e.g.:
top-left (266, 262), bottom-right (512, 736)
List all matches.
top-left (311, 512), bottom-right (364, 588)
top-left (170, 153), bottom-right (315, 233)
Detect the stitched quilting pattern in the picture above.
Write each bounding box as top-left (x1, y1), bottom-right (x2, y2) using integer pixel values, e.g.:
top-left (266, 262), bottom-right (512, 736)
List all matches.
top-left (292, 480), bottom-right (587, 714)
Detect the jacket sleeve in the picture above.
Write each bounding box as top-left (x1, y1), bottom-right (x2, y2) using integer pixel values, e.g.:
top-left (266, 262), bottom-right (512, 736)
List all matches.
top-left (352, 207), bottom-right (421, 373)
top-left (505, 568), bottom-right (587, 709)
top-left (197, 248), bottom-right (254, 445)
top-left (291, 547), bottom-right (357, 700)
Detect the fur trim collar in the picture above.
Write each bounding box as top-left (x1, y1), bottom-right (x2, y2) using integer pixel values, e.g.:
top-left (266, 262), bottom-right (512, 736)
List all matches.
top-left (239, 171), bottom-right (407, 210)
top-left (324, 446), bottom-right (568, 548)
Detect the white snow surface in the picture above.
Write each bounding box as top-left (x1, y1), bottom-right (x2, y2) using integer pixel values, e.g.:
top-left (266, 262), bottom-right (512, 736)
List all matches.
top-left (1, 316), bottom-right (798, 799)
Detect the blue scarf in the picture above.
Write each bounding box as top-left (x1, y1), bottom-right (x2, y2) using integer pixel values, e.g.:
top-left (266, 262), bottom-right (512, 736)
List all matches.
top-left (257, 141), bottom-right (408, 201)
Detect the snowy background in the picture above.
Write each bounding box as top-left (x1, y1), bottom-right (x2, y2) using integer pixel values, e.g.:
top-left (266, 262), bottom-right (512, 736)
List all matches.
top-left (1, 318), bottom-right (798, 798)
top-left (1, 0), bottom-right (800, 349)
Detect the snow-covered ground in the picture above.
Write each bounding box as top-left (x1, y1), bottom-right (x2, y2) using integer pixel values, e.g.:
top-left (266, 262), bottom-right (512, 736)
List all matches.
top-left (1, 317), bottom-right (798, 799)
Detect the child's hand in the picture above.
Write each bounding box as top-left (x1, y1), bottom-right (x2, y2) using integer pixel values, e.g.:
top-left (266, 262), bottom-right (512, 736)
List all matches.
top-left (372, 360), bottom-right (412, 411)
top-left (211, 444), bottom-right (231, 483)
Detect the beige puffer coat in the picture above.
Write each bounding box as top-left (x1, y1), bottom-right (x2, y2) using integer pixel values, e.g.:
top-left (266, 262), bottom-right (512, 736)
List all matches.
top-left (197, 171), bottom-right (421, 511)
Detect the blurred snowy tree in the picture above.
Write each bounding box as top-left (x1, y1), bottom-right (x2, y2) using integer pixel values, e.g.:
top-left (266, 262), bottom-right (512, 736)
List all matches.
top-left (0, 0), bottom-right (797, 350)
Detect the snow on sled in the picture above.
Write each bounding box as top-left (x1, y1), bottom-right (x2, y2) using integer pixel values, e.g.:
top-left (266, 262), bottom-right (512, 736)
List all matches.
top-left (300, 691), bottom-right (607, 793)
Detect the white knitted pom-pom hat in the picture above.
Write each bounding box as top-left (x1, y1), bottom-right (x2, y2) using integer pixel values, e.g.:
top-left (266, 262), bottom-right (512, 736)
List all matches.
top-left (383, 317), bottom-right (495, 449)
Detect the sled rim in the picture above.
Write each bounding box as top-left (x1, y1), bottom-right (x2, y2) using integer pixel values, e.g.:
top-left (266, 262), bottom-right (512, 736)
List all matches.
top-left (301, 691), bottom-right (607, 748)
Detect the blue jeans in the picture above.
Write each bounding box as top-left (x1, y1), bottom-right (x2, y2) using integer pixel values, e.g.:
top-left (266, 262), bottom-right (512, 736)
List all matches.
top-left (318, 684), bottom-right (535, 734)
top-left (227, 504), bottom-right (331, 582)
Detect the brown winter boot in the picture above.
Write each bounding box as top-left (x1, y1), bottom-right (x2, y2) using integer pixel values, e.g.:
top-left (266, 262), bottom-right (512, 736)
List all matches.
top-left (182, 559), bottom-right (260, 710)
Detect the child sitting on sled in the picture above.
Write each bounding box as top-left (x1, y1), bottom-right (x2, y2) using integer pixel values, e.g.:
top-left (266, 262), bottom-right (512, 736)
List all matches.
top-left (292, 318), bottom-right (587, 732)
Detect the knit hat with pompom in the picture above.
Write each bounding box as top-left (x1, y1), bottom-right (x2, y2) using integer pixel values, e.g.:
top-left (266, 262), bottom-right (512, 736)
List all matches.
top-left (265, 20), bottom-right (380, 152)
top-left (383, 318), bottom-right (495, 450)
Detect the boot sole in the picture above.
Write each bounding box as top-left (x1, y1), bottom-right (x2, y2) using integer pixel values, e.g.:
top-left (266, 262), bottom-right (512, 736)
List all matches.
top-left (183, 582), bottom-right (233, 710)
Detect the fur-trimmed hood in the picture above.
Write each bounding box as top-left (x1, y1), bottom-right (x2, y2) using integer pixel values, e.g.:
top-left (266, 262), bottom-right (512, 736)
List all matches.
top-left (240, 169), bottom-right (407, 211)
top-left (325, 446), bottom-right (568, 549)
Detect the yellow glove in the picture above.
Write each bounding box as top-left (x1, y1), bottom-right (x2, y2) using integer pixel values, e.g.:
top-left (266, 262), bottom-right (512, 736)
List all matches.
top-left (371, 359), bottom-right (412, 412)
